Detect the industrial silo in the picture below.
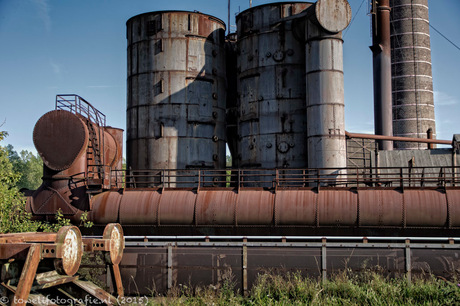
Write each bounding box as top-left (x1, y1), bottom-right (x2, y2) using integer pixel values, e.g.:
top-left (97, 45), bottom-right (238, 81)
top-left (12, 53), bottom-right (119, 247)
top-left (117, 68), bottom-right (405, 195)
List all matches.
top-left (236, 2), bottom-right (312, 169)
top-left (126, 11), bottom-right (227, 184)
top-left (390, 0), bottom-right (436, 149)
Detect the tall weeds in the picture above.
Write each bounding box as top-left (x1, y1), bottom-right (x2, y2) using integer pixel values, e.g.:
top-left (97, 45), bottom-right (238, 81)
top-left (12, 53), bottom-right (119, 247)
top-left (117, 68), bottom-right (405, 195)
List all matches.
top-left (147, 270), bottom-right (460, 305)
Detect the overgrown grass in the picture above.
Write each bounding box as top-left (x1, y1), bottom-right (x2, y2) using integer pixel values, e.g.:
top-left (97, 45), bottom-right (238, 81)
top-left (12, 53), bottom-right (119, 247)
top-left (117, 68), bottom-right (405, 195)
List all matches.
top-left (146, 270), bottom-right (460, 305)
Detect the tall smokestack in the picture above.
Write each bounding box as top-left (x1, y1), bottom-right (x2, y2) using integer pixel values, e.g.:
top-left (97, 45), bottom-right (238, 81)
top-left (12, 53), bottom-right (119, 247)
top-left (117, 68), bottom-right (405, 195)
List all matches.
top-left (390, 0), bottom-right (436, 149)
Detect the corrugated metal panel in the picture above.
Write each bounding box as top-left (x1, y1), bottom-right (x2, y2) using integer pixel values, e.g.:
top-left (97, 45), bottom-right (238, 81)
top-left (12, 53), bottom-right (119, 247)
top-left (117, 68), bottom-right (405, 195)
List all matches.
top-left (378, 149), bottom-right (457, 168)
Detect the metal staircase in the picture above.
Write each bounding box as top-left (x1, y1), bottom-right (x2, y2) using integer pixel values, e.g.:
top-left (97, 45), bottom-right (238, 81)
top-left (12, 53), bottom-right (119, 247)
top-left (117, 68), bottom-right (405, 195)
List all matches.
top-left (55, 94), bottom-right (107, 193)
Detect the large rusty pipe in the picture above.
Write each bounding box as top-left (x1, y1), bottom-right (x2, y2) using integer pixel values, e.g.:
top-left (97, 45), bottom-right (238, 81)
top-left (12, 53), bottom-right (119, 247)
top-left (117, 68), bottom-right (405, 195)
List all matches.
top-left (345, 131), bottom-right (452, 145)
top-left (371, 0), bottom-right (393, 150)
top-left (89, 188), bottom-right (460, 230)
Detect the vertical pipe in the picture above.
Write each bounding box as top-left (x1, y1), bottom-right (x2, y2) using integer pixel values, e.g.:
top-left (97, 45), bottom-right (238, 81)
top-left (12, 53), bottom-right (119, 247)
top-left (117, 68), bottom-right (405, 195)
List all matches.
top-left (371, 0), bottom-right (393, 150)
top-left (228, 0), bottom-right (231, 35)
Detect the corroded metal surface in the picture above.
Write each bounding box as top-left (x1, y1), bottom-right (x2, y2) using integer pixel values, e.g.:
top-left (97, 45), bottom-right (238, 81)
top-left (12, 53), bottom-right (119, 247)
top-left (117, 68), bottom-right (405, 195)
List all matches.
top-left (314, 0), bottom-right (351, 33)
top-left (236, 2), bottom-right (311, 169)
top-left (126, 11), bottom-right (227, 179)
top-left (390, 0), bottom-right (436, 149)
top-left (30, 97), bottom-right (124, 218)
top-left (89, 187), bottom-right (460, 232)
top-left (0, 224), bottom-right (125, 302)
top-left (103, 223), bottom-right (125, 265)
top-left (54, 226), bottom-right (83, 276)
top-left (33, 110), bottom-right (89, 171)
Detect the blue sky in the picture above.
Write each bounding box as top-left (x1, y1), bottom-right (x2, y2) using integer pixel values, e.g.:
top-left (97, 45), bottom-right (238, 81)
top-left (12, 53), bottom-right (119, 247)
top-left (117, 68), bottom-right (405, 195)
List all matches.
top-left (0, 0), bottom-right (459, 154)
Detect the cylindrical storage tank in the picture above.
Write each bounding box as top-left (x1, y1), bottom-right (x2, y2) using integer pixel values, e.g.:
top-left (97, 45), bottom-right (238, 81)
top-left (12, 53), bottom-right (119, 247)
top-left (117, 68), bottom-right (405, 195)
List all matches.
top-left (390, 0), bottom-right (436, 149)
top-left (126, 11), bottom-right (227, 184)
top-left (304, 0), bottom-right (351, 177)
top-left (236, 2), bottom-right (312, 170)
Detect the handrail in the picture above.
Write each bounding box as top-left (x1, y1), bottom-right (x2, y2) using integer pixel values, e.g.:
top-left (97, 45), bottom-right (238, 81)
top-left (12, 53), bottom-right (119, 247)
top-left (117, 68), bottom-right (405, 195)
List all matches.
top-left (113, 166), bottom-right (460, 189)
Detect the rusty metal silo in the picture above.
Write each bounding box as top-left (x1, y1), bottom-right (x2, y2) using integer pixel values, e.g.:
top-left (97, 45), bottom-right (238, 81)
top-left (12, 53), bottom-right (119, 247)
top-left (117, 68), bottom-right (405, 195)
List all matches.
top-left (390, 0), bottom-right (436, 149)
top-left (236, 2), bottom-right (312, 169)
top-left (126, 11), bottom-right (227, 177)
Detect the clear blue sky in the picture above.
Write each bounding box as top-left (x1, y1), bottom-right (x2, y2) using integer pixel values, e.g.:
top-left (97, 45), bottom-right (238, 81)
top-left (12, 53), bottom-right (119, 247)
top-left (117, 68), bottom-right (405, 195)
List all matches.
top-left (0, 0), bottom-right (459, 154)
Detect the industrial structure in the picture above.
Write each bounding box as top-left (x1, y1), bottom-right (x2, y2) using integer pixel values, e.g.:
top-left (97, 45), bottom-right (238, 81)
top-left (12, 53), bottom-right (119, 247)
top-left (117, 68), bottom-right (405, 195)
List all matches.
top-left (390, 0), bottom-right (436, 149)
top-left (24, 0), bottom-right (460, 295)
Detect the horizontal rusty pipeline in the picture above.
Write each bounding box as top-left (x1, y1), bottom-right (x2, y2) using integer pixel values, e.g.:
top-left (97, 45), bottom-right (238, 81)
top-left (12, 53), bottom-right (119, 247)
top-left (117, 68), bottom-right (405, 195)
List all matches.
top-left (346, 131), bottom-right (452, 145)
top-left (88, 187), bottom-right (460, 229)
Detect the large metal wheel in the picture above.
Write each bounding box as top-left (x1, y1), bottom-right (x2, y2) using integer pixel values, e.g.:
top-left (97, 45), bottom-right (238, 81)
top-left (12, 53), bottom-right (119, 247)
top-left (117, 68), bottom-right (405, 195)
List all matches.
top-left (54, 226), bottom-right (83, 276)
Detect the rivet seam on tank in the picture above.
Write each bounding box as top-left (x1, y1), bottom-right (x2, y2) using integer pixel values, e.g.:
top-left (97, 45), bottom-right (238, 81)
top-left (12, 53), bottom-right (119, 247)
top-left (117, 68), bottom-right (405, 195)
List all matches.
top-left (212, 93), bottom-right (218, 100)
top-left (212, 135), bottom-right (219, 142)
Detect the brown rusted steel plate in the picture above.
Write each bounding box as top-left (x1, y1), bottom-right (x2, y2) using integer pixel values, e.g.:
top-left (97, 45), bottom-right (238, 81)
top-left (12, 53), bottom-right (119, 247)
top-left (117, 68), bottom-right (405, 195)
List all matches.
top-left (90, 191), bottom-right (122, 224)
top-left (103, 223), bottom-right (125, 265)
top-left (404, 189), bottom-right (447, 227)
top-left (237, 190), bottom-right (275, 225)
top-left (87, 187), bottom-right (460, 231)
top-left (275, 190), bottom-right (317, 225)
top-left (446, 189), bottom-right (460, 227)
top-left (195, 190), bottom-right (237, 225)
top-left (0, 244), bottom-right (31, 260)
top-left (159, 190), bottom-right (196, 225)
top-left (33, 110), bottom-right (89, 171)
top-left (15, 244), bottom-right (41, 305)
top-left (119, 191), bottom-right (161, 224)
top-left (318, 190), bottom-right (357, 226)
top-left (358, 189), bottom-right (403, 226)
top-left (54, 226), bottom-right (83, 276)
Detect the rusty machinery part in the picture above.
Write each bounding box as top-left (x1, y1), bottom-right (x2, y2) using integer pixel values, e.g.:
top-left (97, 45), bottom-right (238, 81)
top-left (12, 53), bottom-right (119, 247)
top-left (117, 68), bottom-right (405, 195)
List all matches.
top-left (104, 126), bottom-right (124, 169)
top-left (103, 223), bottom-right (125, 265)
top-left (89, 188), bottom-right (460, 231)
top-left (54, 226), bottom-right (83, 276)
top-left (33, 110), bottom-right (89, 171)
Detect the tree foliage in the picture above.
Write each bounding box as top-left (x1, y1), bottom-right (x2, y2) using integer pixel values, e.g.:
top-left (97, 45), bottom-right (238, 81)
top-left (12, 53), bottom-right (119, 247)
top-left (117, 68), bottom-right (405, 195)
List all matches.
top-left (6, 144), bottom-right (43, 190)
top-left (0, 132), bottom-right (41, 233)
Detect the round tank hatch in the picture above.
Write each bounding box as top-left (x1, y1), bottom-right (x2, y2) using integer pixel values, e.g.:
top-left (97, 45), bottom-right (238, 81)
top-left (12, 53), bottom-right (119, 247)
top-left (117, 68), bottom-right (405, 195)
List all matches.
top-left (33, 110), bottom-right (89, 171)
top-left (315, 0), bottom-right (351, 33)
